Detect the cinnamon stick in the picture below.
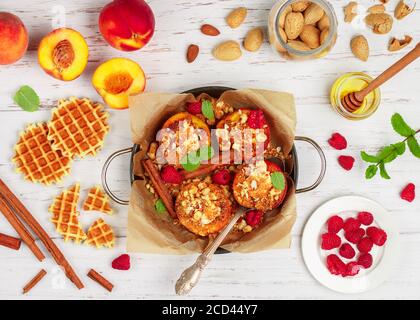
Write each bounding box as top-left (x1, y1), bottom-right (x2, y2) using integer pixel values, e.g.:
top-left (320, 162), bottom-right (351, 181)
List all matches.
top-left (142, 159), bottom-right (177, 218)
top-left (87, 269), bottom-right (114, 292)
top-left (0, 194), bottom-right (44, 261)
top-left (23, 269), bottom-right (47, 294)
top-left (0, 232), bottom-right (21, 250)
top-left (182, 164), bottom-right (220, 180)
top-left (0, 179), bottom-right (84, 289)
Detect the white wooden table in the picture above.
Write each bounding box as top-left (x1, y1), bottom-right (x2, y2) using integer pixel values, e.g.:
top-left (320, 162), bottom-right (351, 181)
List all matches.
top-left (0, 0), bottom-right (419, 300)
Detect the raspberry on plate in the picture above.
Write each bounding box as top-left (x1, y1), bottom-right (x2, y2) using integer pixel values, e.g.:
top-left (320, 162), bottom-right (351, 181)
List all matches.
top-left (339, 243), bottom-right (356, 259)
top-left (357, 211), bottom-right (374, 225)
top-left (344, 228), bottom-right (365, 244)
top-left (367, 226), bottom-right (388, 246)
top-left (345, 262), bottom-right (361, 277)
top-left (357, 237), bottom-right (373, 253)
top-left (326, 254), bottom-right (347, 276)
top-left (321, 232), bottom-right (341, 250)
top-left (343, 217), bottom-right (361, 232)
top-left (358, 253), bottom-right (373, 269)
top-left (327, 215), bottom-right (344, 233)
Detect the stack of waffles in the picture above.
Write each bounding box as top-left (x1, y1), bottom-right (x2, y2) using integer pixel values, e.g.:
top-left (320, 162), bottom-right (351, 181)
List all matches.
top-left (13, 97), bottom-right (109, 185)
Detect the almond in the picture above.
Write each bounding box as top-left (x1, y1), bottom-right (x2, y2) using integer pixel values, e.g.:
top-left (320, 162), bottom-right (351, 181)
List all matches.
top-left (365, 13), bottom-right (393, 34)
top-left (186, 44), bottom-right (199, 63)
top-left (388, 35), bottom-right (412, 51)
top-left (226, 7), bottom-right (247, 29)
top-left (277, 27), bottom-right (288, 52)
top-left (278, 5), bottom-right (292, 28)
top-left (201, 24), bottom-right (220, 36)
top-left (284, 11), bottom-right (304, 40)
top-left (244, 27), bottom-right (264, 52)
top-left (320, 27), bottom-right (329, 45)
top-left (317, 13), bottom-right (330, 30)
top-left (287, 40), bottom-right (311, 51)
top-left (394, 0), bottom-right (413, 20)
top-left (212, 41), bottom-right (242, 61)
top-left (299, 25), bottom-right (320, 49)
top-left (291, 1), bottom-right (310, 12)
top-left (350, 35), bottom-right (369, 61)
top-left (304, 3), bottom-right (325, 25)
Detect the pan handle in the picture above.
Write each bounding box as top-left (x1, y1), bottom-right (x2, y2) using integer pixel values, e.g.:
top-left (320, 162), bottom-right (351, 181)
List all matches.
top-left (294, 136), bottom-right (326, 194)
top-left (101, 147), bottom-right (133, 205)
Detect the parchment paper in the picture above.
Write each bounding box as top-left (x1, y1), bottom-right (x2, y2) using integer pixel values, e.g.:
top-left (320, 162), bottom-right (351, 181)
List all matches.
top-left (127, 89), bottom-right (297, 254)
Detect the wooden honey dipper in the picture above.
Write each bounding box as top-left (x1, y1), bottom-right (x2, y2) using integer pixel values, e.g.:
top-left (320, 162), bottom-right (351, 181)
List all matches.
top-left (342, 42), bottom-right (420, 113)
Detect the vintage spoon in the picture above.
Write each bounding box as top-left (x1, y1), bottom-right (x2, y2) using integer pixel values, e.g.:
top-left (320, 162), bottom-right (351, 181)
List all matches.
top-left (175, 210), bottom-right (244, 295)
top-left (342, 42), bottom-right (420, 112)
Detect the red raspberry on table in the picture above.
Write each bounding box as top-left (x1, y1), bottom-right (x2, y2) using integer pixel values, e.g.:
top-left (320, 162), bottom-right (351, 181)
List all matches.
top-left (400, 183), bottom-right (415, 203)
top-left (357, 237), bottom-right (373, 253)
top-left (367, 226), bottom-right (387, 246)
top-left (328, 133), bottom-right (347, 150)
top-left (186, 101), bottom-right (202, 115)
top-left (327, 215), bottom-right (344, 233)
top-left (160, 165), bottom-right (184, 184)
top-left (343, 217), bottom-right (361, 232)
top-left (321, 232), bottom-right (341, 250)
top-left (338, 155), bottom-right (355, 171)
top-left (245, 210), bottom-right (263, 227)
top-left (326, 254), bottom-right (347, 276)
top-left (247, 109), bottom-right (267, 129)
top-left (344, 228), bottom-right (365, 244)
top-left (212, 169), bottom-right (231, 185)
top-left (339, 243), bottom-right (356, 259)
top-left (345, 262), bottom-right (361, 277)
top-left (112, 254), bottom-right (131, 271)
top-left (357, 211), bottom-right (374, 226)
top-left (358, 253), bottom-right (373, 269)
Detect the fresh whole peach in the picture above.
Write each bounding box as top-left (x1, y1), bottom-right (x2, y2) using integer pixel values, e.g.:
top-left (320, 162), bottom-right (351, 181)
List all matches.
top-left (99, 0), bottom-right (155, 51)
top-left (0, 12), bottom-right (29, 65)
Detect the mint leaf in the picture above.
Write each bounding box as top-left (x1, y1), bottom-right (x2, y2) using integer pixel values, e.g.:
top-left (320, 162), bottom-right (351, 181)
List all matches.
top-left (13, 85), bottom-right (40, 112)
top-left (198, 145), bottom-right (214, 162)
top-left (155, 199), bottom-right (167, 214)
top-left (270, 172), bottom-right (285, 191)
top-left (379, 162), bottom-right (391, 179)
top-left (365, 165), bottom-right (378, 179)
top-left (180, 151), bottom-right (201, 172)
top-left (201, 100), bottom-right (214, 120)
top-left (360, 151), bottom-right (380, 163)
top-left (378, 146), bottom-right (398, 163)
top-left (392, 141), bottom-right (406, 155)
top-left (391, 113), bottom-right (415, 137)
top-left (407, 136), bottom-right (420, 158)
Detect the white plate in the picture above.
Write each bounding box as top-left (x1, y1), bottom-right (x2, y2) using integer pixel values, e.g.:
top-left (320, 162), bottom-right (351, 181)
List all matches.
top-left (301, 195), bottom-right (399, 294)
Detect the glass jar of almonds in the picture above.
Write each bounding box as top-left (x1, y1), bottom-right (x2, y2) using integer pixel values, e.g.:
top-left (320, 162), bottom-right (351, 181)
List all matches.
top-left (268, 0), bottom-right (338, 60)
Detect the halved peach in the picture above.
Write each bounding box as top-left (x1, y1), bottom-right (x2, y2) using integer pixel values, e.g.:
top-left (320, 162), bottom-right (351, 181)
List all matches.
top-left (162, 112), bottom-right (210, 137)
top-left (92, 58), bottom-right (145, 110)
top-left (38, 28), bottom-right (88, 81)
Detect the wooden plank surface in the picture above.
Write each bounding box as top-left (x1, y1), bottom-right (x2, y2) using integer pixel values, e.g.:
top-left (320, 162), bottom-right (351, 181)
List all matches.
top-left (0, 0), bottom-right (419, 299)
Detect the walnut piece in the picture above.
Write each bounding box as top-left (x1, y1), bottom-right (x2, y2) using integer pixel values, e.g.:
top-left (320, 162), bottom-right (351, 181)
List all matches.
top-left (388, 35), bottom-right (413, 51)
top-left (344, 2), bottom-right (358, 23)
top-left (365, 13), bottom-right (393, 34)
top-left (394, 0), bottom-right (414, 20)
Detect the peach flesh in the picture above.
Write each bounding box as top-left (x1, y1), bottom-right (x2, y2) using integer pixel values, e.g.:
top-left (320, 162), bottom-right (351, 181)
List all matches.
top-left (0, 12), bottom-right (28, 65)
top-left (104, 72), bottom-right (134, 95)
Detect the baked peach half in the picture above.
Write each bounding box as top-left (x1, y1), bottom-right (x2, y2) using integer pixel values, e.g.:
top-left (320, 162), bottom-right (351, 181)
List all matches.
top-left (232, 160), bottom-right (287, 212)
top-left (38, 28), bottom-right (88, 81)
top-left (92, 58), bottom-right (145, 109)
top-left (163, 112), bottom-right (210, 137)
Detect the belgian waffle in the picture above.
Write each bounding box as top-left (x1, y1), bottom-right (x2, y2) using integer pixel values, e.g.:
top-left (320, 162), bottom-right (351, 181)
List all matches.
top-left (49, 183), bottom-right (87, 244)
top-left (47, 97), bottom-right (109, 158)
top-left (82, 186), bottom-right (113, 215)
top-left (85, 218), bottom-right (115, 248)
top-left (12, 123), bottom-right (72, 185)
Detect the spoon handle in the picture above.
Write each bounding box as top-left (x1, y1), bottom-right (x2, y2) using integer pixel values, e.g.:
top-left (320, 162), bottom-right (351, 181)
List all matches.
top-left (356, 42), bottom-right (420, 101)
top-left (175, 210), bottom-right (243, 295)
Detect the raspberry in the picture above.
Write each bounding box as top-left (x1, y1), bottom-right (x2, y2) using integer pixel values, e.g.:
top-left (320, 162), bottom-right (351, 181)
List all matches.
top-left (247, 109), bottom-right (267, 129)
top-left (212, 169), bottom-right (231, 185)
top-left (339, 243), bottom-right (356, 259)
top-left (327, 215), bottom-right (344, 233)
top-left (345, 262), bottom-right (360, 277)
top-left (186, 101), bottom-right (202, 115)
top-left (321, 232), bottom-right (341, 250)
top-left (326, 254), bottom-right (347, 276)
top-left (328, 133), bottom-right (347, 150)
top-left (160, 165), bottom-right (183, 184)
top-left (338, 155), bottom-right (355, 171)
top-left (245, 210), bottom-right (263, 227)
top-left (400, 183), bottom-right (415, 202)
top-left (358, 253), bottom-right (373, 269)
top-left (357, 211), bottom-right (374, 225)
top-left (112, 254), bottom-right (131, 271)
top-left (367, 226), bottom-right (387, 246)
top-left (343, 217), bottom-right (361, 232)
top-left (344, 228), bottom-right (365, 244)
top-left (357, 237), bottom-right (373, 253)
